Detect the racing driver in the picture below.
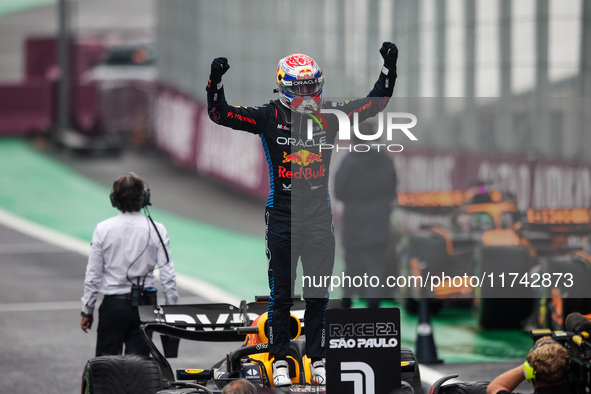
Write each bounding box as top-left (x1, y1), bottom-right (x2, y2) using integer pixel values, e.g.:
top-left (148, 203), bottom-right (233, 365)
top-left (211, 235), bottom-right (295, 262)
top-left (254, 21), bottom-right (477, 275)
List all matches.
top-left (206, 42), bottom-right (398, 387)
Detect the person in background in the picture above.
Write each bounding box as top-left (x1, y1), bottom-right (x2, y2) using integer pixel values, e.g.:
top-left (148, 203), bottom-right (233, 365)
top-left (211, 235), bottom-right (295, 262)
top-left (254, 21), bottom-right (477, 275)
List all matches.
top-left (334, 121), bottom-right (398, 309)
top-left (80, 173), bottom-right (179, 356)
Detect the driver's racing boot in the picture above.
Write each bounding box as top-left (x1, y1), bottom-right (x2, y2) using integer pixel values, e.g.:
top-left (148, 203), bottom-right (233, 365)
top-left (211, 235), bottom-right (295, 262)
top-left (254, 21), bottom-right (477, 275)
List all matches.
top-left (273, 359), bottom-right (291, 387)
top-left (310, 360), bottom-right (326, 385)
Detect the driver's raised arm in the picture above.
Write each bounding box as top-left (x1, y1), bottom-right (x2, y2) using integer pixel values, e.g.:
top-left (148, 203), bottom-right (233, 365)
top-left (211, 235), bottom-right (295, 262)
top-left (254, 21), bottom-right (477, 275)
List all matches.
top-left (206, 57), bottom-right (268, 135)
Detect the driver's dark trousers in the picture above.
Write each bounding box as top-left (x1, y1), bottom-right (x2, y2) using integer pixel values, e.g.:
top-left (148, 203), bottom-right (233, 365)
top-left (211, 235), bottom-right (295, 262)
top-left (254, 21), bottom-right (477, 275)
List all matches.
top-left (265, 207), bottom-right (333, 361)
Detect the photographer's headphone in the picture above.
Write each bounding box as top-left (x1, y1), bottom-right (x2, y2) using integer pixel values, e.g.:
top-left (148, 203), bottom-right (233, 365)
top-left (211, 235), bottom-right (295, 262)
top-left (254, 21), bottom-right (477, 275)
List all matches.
top-left (523, 360), bottom-right (536, 382)
top-left (142, 188), bottom-right (151, 207)
top-left (523, 337), bottom-right (562, 383)
top-left (109, 189), bottom-right (151, 208)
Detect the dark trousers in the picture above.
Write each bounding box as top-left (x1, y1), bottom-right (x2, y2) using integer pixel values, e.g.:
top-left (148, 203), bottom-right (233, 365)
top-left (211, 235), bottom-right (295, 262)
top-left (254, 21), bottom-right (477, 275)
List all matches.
top-left (265, 207), bottom-right (334, 360)
top-left (96, 295), bottom-right (150, 357)
top-left (341, 243), bottom-right (389, 309)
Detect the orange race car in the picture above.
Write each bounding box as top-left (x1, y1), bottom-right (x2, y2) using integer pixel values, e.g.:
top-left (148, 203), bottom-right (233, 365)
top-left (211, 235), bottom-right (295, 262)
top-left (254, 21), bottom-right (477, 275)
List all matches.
top-left (396, 184), bottom-right (538, 329)
top-left (522, 208), bottom-right (591, 331)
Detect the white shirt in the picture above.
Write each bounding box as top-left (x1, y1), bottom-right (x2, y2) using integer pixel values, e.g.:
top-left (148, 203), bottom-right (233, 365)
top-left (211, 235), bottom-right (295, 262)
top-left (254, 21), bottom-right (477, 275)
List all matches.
top-left (81, 211), bottom-right (179, 314)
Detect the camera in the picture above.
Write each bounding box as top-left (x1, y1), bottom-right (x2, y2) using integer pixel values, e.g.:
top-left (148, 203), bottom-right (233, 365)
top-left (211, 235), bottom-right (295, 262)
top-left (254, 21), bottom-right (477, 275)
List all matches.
top-left (529, 326), bottom-right (591, 393)
top-left (131, 284), bottom-right (158, 307)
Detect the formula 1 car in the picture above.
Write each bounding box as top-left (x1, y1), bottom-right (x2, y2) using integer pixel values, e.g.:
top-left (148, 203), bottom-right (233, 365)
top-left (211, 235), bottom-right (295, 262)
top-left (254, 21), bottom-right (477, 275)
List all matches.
top-left (396, 184), bottom-right (537, 329)
top-left (523, 208), bottom-right (591, 331)
top-left (81, 296), bottom-right (422, 393)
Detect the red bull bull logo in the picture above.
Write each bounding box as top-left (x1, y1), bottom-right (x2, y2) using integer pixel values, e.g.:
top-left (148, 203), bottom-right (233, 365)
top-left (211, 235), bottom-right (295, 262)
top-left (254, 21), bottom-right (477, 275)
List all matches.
top-left (297, 68), bottom-right (313, 79)
top-left (282, 150), bottom-right (322, 166)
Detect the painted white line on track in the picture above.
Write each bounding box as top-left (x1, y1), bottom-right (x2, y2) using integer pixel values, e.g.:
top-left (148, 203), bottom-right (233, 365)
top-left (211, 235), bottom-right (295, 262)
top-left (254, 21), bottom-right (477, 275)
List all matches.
top-left (0, 242), bottom-right (69, 254)
top-left (0, 207), bottom-right (241, 305)
top-left (175, 273), bottom-right (240, 305)
top-left (0, 207), bottom-right (90, 256)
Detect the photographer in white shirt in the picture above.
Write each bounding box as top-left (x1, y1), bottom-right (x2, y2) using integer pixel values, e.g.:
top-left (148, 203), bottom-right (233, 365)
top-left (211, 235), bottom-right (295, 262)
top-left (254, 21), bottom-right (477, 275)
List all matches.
top-left (80, 173), bottom-right (178, 356)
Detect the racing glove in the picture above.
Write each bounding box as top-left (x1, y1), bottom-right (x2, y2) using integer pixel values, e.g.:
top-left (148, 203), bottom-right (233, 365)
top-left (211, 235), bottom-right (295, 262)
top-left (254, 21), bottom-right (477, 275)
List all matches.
top-left (380, 42), bottom-right (398, 65)
top-left (210, 57), bottom-right (230, 82)
top-left (380, 42), bottom-right (398, 78)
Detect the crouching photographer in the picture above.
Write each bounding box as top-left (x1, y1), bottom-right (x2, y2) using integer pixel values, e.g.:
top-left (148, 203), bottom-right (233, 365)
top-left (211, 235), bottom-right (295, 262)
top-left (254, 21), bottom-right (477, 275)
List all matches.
top-left (487, 336), bottom-right (572, 394)
top-left (488, 312), bottom-right (591, 394)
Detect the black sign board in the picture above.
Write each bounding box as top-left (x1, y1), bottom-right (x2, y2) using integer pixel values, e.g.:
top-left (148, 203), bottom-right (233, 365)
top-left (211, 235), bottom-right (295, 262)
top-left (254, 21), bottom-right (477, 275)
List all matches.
top-left (326, 308), bottom-right (401, 394)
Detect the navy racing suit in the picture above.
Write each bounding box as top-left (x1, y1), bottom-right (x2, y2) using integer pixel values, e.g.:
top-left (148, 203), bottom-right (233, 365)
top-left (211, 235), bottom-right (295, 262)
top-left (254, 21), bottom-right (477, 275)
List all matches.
top-left (206, 62), bottom-right (396, 361)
